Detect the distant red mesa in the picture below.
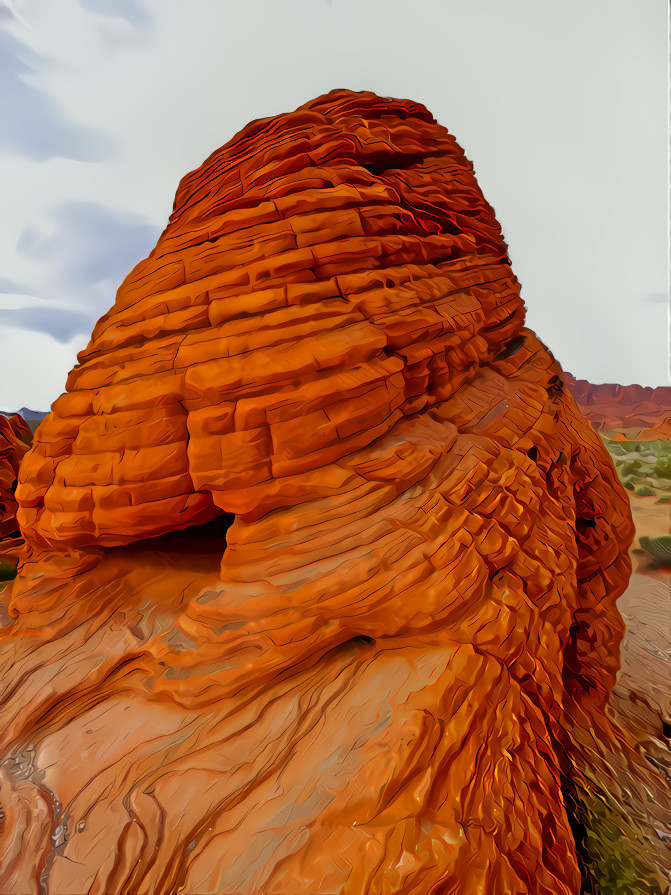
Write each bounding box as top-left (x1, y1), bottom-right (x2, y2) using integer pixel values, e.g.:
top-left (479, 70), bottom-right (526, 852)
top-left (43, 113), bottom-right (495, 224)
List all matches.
top-left (565, 375), bottom-right (671, 435)
top-left (0, 90), bottom-right (639, 894)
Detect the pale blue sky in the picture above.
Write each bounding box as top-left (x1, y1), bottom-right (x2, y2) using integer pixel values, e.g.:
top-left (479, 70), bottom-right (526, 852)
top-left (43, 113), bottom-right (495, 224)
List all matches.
top-left (0, 0), bottom-right (667, 410)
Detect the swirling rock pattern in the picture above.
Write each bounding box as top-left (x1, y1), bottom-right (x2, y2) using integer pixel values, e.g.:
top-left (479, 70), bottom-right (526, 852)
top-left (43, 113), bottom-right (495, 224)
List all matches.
top-left (17, 89), bottom-right (525, 551)
top-left (0, 90), bottom-right (639, 894)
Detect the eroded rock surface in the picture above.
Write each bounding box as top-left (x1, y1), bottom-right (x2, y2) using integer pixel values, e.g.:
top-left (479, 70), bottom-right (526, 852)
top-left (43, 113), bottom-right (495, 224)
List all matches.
top-left (0, 414), bottom-right (31, 575)
top-left (0, 90), bottom-right (646, 894)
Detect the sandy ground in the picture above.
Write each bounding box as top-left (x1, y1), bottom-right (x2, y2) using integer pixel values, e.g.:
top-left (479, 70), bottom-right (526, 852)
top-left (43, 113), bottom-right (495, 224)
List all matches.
top-left (605, 492), bottom-right (671, 888)
top-left (615, 495), bottom-right (671, 723)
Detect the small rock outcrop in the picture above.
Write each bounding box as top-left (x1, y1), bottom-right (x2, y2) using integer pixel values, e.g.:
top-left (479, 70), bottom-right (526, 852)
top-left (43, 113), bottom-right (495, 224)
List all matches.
top-left (0, 414), bottom-right (31, 567)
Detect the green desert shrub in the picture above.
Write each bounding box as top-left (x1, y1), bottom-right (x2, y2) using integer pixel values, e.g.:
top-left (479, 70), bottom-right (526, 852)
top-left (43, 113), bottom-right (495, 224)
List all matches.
top-left (0, 558), bottom-right (17, 582)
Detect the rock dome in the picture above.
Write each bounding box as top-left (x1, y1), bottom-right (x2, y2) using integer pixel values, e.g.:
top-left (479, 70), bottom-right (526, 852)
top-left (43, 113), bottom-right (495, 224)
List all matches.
top-left (0, 90), bottom-right (638, 894)
top-left (17, 89), bottom-right (524, 552)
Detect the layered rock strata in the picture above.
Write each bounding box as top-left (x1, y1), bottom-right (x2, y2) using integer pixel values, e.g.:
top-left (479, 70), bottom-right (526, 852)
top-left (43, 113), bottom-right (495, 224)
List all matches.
top-left (0, 90), bottom-right (637, 894)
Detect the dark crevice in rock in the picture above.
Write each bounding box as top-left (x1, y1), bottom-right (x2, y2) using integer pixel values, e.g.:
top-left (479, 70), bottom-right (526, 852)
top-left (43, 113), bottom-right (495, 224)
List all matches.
top-left (548, 375), bottom-right (564, 398)
top-left (104, 512), bottom-right (235, 557)
top-left (359, 152), bottom-right (434, 176)
top-left (495, 335), bottom-right (526, 361)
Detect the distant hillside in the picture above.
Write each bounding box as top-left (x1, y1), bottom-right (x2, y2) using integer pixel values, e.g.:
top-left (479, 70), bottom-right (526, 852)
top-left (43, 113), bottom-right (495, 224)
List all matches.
top-left (564, 374), bottom-right (671, 430)
top-left (0, 407), bottom-right (47, 421)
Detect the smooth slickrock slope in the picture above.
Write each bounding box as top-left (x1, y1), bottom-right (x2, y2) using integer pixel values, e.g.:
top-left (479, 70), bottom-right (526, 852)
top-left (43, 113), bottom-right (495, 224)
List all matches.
top-left (0, 90), bottom-right (644, 894)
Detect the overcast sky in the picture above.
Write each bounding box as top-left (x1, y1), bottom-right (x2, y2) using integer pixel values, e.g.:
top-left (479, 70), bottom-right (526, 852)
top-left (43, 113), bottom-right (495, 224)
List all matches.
top-left (0, 0), bottom-right (667, 411)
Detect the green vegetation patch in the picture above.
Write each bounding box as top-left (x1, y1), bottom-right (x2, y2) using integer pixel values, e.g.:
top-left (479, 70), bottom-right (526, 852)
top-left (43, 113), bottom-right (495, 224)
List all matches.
top-left (0, 558), bottom-right (17, 582)
top-left (601, 436), bottom-right (671, 500)
top-left (577, 790), bottom-right (664, 895)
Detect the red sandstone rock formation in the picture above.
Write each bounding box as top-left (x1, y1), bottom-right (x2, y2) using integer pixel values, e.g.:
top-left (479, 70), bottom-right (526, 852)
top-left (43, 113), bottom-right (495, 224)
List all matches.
top-left (0, 414), bottom-right (31, 567)
top-left (0, 90), bottom-right (637, 894)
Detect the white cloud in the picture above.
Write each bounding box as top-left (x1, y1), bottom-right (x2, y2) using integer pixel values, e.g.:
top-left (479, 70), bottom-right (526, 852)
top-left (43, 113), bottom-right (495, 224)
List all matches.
top-left (0, 328), bottom-right (88, 411)
top-left (12, 198), bottom-right (161, 327)
top-left (0, 2), bottom-right (116, 162)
